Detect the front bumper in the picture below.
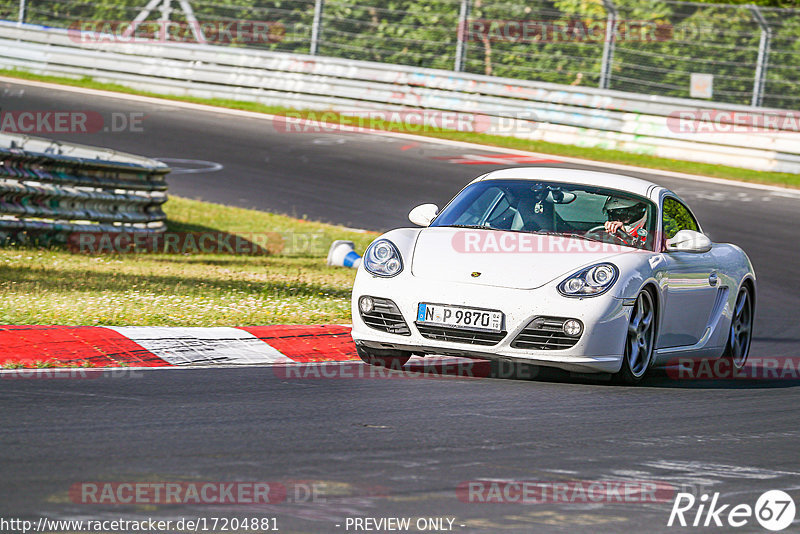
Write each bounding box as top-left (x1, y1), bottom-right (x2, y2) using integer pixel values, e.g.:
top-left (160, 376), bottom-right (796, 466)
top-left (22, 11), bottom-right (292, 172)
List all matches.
top-left (351, 271), bottom-right (632, 374)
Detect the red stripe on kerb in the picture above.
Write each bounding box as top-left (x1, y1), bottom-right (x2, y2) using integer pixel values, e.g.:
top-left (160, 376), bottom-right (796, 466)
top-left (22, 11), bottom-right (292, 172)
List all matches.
top-left (239, 325), bottom-right (358, 363)
top-left (0, 326), bottom-right (170, 367)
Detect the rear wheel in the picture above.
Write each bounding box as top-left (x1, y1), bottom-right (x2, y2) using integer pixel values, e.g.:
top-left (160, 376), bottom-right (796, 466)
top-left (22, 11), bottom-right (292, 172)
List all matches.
top-left (616, 289), bottom-right (656, 385)
top-left (355, 344), bottom-right (411, 369)
top-left (722, 285), bottom-right (753, 370)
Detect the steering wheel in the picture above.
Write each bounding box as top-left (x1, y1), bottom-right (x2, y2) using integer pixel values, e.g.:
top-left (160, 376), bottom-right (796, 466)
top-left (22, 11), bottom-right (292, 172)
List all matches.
top-left (585, 225), bottom-right (632, 246)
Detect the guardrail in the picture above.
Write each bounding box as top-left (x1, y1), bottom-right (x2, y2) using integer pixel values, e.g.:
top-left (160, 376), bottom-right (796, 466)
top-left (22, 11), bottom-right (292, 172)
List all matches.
top-left (0, 131), bottom-right (168, 240)
top-left (5, 0), bottom-right (800, 110)
top-left (1, 22), bottom-right (799, 174)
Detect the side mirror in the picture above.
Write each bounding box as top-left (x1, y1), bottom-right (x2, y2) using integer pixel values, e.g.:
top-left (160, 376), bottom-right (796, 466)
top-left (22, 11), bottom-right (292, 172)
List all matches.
top-left (408, 203), bottom-right (439, 227)
top-left (665, 229), bottom-right (712, 253)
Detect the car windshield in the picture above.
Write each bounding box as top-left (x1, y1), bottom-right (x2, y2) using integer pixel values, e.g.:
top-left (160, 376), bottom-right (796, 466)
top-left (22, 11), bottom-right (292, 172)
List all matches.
top-left (430, 179), bottom-right (657, 251)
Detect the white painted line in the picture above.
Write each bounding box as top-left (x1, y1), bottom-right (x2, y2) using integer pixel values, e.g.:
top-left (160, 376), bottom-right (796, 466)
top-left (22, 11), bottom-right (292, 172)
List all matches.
top-left (4, 75), bottom-right (799, 199)
top-left (106, 326), bottom-right (292, 365)
top-left (153, 158), bottom-right (224, 174)
top-left (644, 460), bottom-right (800, 479)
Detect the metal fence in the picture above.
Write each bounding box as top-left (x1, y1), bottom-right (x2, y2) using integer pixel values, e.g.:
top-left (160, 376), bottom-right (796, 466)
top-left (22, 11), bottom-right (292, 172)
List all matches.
top-left (2, 22), bottom-right (799, 175)
top-left (1, 0), bottom-right (798, 110)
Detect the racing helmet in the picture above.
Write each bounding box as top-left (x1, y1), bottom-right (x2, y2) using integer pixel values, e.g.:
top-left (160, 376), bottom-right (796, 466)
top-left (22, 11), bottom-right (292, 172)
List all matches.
top-left (603, 197), bottom-right (647, 223)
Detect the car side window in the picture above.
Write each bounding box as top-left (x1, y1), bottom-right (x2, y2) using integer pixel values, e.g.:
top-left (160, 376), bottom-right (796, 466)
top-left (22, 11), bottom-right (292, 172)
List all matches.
top-left (662, 197), bottom-right (699, 240)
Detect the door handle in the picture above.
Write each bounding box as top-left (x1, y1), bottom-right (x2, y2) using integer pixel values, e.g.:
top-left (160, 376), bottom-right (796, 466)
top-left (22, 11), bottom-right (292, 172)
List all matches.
top-left (708, 272), bottom-right (718, 286)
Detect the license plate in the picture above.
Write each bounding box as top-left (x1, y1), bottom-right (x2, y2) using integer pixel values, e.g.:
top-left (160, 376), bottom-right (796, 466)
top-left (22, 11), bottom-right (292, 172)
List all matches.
top-left (417, 303), bottom-right (503, 332)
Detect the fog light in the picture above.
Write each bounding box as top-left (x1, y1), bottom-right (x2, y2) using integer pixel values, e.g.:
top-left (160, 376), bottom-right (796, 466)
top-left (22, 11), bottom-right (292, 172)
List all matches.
top-left (563, 319), bottom-right (582, 337)
top-left (359, 296), bottom-right (374, 314)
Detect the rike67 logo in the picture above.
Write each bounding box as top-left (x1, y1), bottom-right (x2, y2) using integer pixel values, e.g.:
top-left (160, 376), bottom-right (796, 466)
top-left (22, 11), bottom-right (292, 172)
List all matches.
top-left (668, 490), bottom-right (796, 531)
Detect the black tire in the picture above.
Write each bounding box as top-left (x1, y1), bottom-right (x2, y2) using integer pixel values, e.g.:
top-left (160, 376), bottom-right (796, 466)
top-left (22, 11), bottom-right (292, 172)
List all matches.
top-left (355, 344), bottom-right (411, 369)
top-left (615, 288), bottom-right (657, 385)
top-left (721, 284), bottom-right (754, 370)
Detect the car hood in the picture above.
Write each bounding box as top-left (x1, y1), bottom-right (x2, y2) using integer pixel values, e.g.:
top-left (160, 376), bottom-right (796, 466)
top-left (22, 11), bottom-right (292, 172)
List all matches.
top-left (410, 227), bottom-right (636, 290)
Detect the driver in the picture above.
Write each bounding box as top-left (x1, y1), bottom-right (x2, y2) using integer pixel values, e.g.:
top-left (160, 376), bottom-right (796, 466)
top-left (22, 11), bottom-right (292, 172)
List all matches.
top-left (603, 197), bottom-right (648, 244)
top-left (513, 187), bottom-right (553, 232)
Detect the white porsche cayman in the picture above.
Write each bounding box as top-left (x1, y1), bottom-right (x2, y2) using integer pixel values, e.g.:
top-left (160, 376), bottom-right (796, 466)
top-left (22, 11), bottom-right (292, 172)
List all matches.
top-left (350, 168), bottom-right (756, 383)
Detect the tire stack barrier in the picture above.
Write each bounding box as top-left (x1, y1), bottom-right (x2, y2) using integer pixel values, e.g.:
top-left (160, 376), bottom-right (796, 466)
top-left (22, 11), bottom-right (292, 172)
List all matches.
top-left (0, 132), bottom-right (168, 241)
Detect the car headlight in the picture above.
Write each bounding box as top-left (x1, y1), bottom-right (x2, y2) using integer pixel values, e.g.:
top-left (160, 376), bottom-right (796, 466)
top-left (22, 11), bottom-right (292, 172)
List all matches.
top-left (364, 239), bottom-right (403, 277)
top-left (558, 263), bottom-right (618, 297)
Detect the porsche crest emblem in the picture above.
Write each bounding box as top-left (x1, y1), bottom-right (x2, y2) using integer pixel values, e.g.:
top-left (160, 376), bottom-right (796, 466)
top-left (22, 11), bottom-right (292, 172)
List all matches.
top-left (471, 272), bottom-right (481, 277)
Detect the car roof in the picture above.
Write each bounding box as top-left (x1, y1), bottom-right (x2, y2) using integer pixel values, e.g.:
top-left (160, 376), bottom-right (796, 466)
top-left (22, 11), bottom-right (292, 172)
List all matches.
top-left (475, 167), bottom-right (664, 199)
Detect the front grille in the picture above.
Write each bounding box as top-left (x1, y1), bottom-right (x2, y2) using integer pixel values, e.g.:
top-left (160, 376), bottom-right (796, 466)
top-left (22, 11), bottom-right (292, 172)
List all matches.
top-left (415, 323), bottom-right (506, 346)
top-left (511, 316), bottom-right (582, 350)
top-left (360, 297), bottom-right (411, 335)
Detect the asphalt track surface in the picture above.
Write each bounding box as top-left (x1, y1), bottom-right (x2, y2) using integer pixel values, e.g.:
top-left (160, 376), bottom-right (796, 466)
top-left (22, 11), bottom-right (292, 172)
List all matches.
top-left (2, 79), bottom-right (800, 533)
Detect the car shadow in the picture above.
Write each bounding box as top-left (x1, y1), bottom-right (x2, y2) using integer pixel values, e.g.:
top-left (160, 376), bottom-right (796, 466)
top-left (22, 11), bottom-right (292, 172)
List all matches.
top-left (516, 363), bottom-right (800, 389)
top-left (399, 357), bottom-right (800, 389)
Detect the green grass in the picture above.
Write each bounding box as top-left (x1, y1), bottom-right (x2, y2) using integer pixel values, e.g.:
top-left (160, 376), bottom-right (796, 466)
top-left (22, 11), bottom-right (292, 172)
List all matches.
top-left (0, 196), bottom-right (377, 326)
top-left (2, 68), bottom-right (798, 188)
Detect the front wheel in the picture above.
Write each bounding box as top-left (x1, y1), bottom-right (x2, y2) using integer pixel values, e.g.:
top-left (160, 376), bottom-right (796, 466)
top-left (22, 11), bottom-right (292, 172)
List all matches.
top-left (615, 289), bottom-right (656, 385)
top-left (721, 285), bottom-right (754, 370)
top-left (355, 344), bottom-right (411, 369)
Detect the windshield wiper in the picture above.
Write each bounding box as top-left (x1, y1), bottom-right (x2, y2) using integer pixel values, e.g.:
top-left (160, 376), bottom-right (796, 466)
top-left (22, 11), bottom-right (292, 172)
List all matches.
top-left (440, 224), bottom-right (504, 231)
